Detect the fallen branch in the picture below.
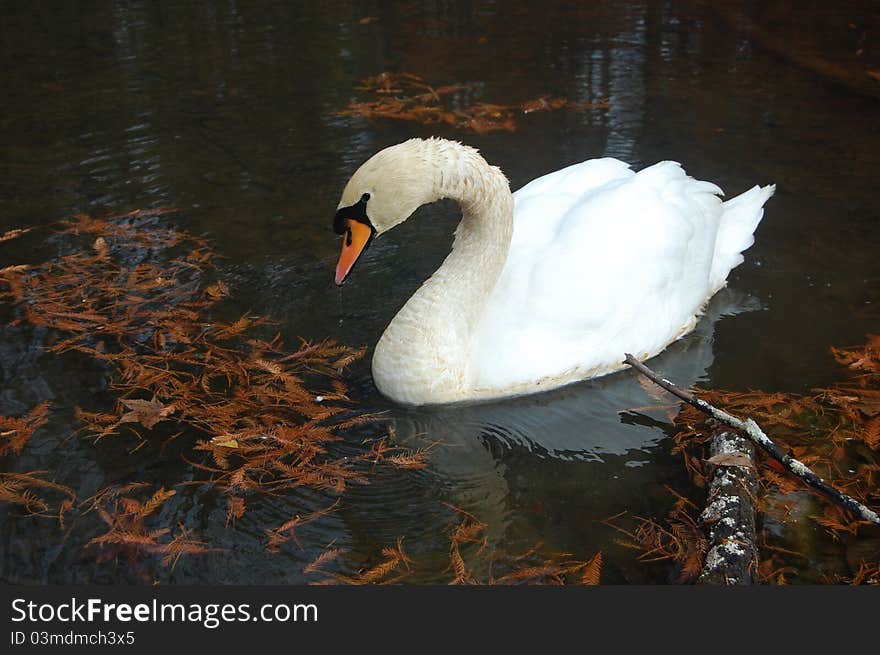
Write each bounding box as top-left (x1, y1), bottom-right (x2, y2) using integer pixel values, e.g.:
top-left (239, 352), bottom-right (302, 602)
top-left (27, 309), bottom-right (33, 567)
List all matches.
top-left (623, 353), bottom-right (880, 527)
top-left (698, 426), bottom-right (758, 585)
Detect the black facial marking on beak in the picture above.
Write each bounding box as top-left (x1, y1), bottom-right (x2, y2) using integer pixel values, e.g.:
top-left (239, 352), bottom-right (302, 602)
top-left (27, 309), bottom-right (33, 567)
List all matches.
top-left (334, 194), bottom-right (375, 235)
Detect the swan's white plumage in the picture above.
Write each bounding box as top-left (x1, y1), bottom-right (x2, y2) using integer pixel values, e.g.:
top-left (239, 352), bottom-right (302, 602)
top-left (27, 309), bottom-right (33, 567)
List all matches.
top-left (471, 159), bottom-right (771, 391)
top-left (337, 138), bottom-right (774, 405)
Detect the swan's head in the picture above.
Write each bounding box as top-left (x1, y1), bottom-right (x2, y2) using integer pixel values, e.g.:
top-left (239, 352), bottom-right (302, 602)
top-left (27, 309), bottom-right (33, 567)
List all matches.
top-left (333, 139), bottom-right (438, 285)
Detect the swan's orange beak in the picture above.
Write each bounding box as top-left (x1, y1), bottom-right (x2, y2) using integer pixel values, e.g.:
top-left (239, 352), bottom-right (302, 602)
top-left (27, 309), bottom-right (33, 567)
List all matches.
top-left (335, 219), bottom-right (374, 286)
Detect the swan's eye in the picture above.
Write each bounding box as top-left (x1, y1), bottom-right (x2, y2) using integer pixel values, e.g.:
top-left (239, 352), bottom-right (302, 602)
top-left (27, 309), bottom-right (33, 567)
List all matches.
top-left (361, 193), bottom-right (371, 202)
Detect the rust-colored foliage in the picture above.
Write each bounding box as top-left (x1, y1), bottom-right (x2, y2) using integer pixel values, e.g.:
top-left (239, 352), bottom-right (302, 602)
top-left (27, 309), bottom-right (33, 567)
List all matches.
top-left (830, 335), bottom-right (880, 374)
top-left (0, 210), bottom-right (432, 574)
top-left (757, 553), bottom-right (798, 585)
top-left (0, 470), bottom-right (75, 517)
top-left (305, 536), bottom-right (412, 585)
top-left (336, 71), bottom-right (610, 134)
top-left (847, 561), bottom-right (880, 585)
top-left (0, 227), bottom-right (34, 243)
top-left (305, 505), bottom-right (603, 585)
top-left (0, 402), bottom-right (50, 457)
top-left (83, 484), bottom-right (219, 574)
top-left (486, 547), bottom-right (603, 586)
top-left (363, 434), bottom-right (431, 471)
top-left (265, 499), bottom-right (341, 553)
top-left (446, 505), bottom-right (489, 584)
top-left (604, 491), bottom-right (707, 584)
top-left (441, 505), bottom-right (605, 585)
top-left (0, 212), bottom-right (405, 503)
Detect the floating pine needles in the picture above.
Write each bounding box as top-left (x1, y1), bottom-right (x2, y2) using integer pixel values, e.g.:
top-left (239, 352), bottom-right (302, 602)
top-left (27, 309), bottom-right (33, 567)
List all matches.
top-left (336, 71), bottom-right (609, 134)
top-left (0, 402), bottom-right (50, 457)
top-left (0, 470), bottom-right (76, 519)
top-left (603, 490), bottom-right (707, 584)
top-left (305, 504), bottom-right (603, 585)
top-left (0, 210), bottom-right (431, 574)
top-left (82, 484), bottom-right (221, 576)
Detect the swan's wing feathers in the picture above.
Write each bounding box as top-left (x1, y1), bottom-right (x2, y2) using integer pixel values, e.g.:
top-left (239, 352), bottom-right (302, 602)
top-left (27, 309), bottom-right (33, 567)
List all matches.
top-left (473, 159), bottom-right (728, 389)
top-left (709, 183), bottom-right (775, 291)
top-left (514, 157), bottom-right (633, 202)
top-left (526, 160), bottom-right (722, 321)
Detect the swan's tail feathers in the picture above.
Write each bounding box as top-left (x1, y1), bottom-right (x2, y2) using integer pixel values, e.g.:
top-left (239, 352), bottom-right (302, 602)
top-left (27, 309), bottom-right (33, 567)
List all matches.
top-left (709, 183), bottom-right (775, 293)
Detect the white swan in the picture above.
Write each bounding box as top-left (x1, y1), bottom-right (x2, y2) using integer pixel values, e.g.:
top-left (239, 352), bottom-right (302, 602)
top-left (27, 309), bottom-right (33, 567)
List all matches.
top-left (333, 138), bottom-right (774, 406)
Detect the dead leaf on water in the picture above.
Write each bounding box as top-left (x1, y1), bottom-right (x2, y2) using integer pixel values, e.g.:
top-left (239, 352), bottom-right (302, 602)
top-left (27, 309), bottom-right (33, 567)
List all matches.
top-left (119, 398), bottom-right (176, 430)
top-left (705, 452), bottom-right (755, 468)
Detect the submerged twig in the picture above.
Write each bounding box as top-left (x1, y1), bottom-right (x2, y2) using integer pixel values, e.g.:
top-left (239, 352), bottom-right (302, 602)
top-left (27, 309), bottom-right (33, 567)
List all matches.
top-left (623, 353), bottom-right (880, 527)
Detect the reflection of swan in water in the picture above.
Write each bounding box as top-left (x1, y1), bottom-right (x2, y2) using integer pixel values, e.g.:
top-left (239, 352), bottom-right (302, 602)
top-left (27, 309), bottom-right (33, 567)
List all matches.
top-left (383, 288), bottom-right (761, 547)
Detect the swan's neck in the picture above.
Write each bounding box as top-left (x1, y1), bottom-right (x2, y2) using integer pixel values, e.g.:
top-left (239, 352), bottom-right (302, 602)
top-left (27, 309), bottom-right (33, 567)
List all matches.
top-left (373, 143), bottom-right (514, 404)
top-left (428, 144), bottom-right (514, 320)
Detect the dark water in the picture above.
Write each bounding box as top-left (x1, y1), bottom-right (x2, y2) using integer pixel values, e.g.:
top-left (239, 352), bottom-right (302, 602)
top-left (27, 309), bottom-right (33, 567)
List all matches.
top-left (1, 0), bottom-right (878, 583)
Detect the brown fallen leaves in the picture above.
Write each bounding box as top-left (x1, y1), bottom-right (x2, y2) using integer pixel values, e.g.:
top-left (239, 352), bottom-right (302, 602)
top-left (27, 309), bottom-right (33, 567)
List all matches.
top-left (604, 490), bottom-right (707, 584)
top-left (83, 484), bottom-right (220, 575)
top-left (0, 406), bottom-right (73, 521)
top-left (1, 210), bottom-right (431, 575)
top-left (265, 499), bottom-right (341, 554)
top-left (0, 227), bottom-right (34, 243)
top-left (847, 560), bottom-right (880, 584)
top-left (0, 470), bottom-right (76, 518)
top-left (831, 334), bottom-right (880, 372)
top-left (446, 505), bottom-right (603, 585)
top-left (1, 211), bottom-right (423, 498)
top-left (119, 398), bottom-right (176, 430)
top-left (307, 536), bottom-right (413, 586)
top-left (336, 71), bottom-right (609, 134)
top-left (2, 212), bottom-right (218, 358)
top-left (306, 505), bottom-right (603, 585)
top-left (0, 401), bottom-right (50, 457)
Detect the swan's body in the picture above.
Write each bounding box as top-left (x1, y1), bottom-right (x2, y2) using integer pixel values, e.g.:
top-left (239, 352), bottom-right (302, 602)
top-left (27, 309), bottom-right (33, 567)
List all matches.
top-left (333, 138), bottom-right (774, 406)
